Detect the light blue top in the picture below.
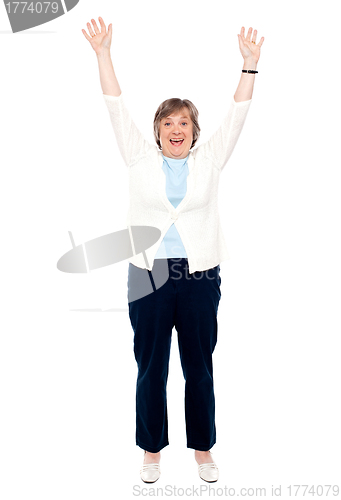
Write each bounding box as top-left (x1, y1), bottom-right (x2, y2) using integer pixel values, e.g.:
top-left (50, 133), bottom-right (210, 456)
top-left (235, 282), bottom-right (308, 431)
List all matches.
top-left (154, 154), bottom-right (189, 258)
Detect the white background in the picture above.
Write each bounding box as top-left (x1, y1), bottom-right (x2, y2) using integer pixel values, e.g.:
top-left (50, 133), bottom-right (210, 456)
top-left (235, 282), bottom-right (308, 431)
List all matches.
top-left (1, 0), bottom-right (340, 498)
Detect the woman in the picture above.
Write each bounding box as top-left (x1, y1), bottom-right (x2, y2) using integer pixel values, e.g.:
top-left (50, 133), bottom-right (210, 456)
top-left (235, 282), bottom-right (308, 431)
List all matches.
top-left (82, 17), bottom-right (264, 483)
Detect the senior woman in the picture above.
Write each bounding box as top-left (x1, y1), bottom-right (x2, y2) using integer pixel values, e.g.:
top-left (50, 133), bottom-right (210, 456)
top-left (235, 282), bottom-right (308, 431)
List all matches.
top-left (82, 18), bottom-right (264, 483)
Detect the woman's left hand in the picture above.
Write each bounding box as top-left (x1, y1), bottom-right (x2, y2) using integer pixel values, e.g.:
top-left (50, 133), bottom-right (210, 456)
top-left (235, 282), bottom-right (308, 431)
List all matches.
top-left (237, 26), bottom-right (264, 63)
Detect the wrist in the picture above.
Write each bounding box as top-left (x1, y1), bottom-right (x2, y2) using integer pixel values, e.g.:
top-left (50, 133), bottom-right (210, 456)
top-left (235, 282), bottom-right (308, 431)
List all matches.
top-left (96, 49), bottom-right (111, 60)
top-left (242, 58), bottom-right (258, 70)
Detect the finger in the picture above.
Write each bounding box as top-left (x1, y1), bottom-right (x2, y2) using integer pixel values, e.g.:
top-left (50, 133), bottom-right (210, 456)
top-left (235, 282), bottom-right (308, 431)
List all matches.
top-left (245, 27), bottom-right (252, 41)
top-left (98, 16), bottom-right (106, 33)
top-left (86, 22), bottom-right (95, 37)
top-left (252, 29), bottom-right (257, 44)
top-left (240, 26), bottom-right (245, 38)
top-left (108, 23), bottom-right (112, 40)
top-left (91, 18), bottom-right (100, 36)
top-left (81, 28), bottom-right (92, 42)
top-left (257, 36), bottom-right (265, 48)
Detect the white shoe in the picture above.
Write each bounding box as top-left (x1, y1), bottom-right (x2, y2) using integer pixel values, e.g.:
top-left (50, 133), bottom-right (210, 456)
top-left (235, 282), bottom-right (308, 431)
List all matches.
top-left (196, 451), bottom-right (219, 482)
top-left (140, 451), bottom-right (161, 483)
top-left (198, 462), bottom-right (219, 482)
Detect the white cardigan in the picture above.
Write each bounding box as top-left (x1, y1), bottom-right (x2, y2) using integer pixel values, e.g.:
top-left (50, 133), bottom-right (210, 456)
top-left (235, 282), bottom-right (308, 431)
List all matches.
top-left (103, 92), bottom-right (252, 274)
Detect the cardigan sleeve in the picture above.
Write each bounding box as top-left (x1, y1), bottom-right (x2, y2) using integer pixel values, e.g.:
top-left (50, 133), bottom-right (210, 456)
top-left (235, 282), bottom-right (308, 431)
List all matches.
top-left (103, 93), bottom-right (153, 166)
top-left (197, 98), bottom-right (252, 171)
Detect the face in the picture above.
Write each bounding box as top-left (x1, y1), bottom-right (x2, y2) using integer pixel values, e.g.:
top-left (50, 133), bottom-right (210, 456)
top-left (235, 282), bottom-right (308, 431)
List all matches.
top-left (159, 108), bottom-right (194, 159)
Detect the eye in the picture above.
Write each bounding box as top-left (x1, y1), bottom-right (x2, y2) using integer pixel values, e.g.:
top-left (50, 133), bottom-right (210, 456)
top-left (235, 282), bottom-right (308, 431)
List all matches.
top-left (181, 122), bottom-right (188, 126)
top-left (164, 122), bottom-right (171, 126)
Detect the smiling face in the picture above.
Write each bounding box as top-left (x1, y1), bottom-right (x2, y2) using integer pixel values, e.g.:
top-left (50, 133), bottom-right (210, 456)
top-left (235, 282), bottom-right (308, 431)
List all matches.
top-left (159, 108), bottom-right (194, 159)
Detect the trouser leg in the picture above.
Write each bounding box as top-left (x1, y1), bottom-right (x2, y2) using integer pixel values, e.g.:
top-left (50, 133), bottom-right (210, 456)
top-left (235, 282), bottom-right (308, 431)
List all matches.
top-left (128, 260), bottom-right (175, 453)
top-left (173, 260), bottom-right (221, 450)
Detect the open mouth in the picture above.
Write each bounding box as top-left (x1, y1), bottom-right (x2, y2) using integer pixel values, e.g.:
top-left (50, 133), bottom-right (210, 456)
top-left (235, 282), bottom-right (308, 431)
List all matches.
top-left (170, 139), bottom-right (184, 147)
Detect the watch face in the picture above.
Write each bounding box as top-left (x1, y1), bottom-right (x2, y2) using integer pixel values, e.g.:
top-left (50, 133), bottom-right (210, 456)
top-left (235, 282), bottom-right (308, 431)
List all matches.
top-left (4, 0), bottom-right (79, 33)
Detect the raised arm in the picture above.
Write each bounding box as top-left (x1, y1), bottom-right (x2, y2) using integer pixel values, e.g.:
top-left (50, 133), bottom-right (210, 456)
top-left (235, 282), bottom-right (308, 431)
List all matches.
top-left (82, 18), bottom-right (152, 166)
top-left (82, 17), bottom-right (121, 96)
top-left (234, 26), bottom-right (264, 102)
top-left (197, 26), bottom-right (264, 170)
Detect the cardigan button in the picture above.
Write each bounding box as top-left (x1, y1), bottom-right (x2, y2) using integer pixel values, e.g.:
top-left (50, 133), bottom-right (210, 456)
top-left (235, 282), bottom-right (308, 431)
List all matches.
top-left (171, 212), bottom-right (178, 221)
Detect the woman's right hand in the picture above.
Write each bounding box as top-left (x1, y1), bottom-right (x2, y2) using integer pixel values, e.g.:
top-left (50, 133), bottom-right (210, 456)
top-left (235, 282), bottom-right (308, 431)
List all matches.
top-left (82, 17), bottom-right (112, 55)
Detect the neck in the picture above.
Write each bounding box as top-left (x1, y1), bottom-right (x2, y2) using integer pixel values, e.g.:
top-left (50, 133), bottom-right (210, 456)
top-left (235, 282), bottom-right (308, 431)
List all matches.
top-left (162, 153), bottom-right (189, 160)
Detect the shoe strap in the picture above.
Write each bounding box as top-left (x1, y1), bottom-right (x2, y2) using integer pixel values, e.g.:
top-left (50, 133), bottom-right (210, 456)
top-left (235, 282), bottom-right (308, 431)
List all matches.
top-left (198, 462), bottom-right (218, 471)
top-left (141, 464), bottom-right (160, 470)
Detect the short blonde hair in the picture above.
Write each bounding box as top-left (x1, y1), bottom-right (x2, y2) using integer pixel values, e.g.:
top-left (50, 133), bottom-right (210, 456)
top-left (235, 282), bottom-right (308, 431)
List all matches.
top-left (153, 98), bottom-right (200, 150)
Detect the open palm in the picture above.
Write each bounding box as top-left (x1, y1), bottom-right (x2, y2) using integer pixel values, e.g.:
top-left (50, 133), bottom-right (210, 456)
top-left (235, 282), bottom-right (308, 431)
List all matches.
top-left (82, 17), bottom-right (112, 55)
top-left (238, 26), bottom-right (264, 63)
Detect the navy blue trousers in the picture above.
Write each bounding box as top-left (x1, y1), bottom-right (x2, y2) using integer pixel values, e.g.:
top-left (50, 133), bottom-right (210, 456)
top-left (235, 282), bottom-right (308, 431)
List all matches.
top-left (127, 258), bottom-right (221, 453)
